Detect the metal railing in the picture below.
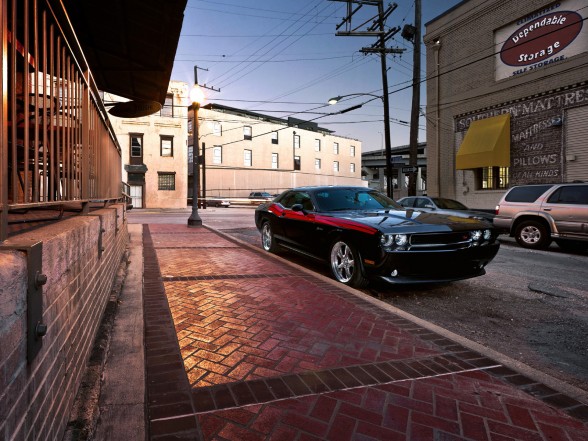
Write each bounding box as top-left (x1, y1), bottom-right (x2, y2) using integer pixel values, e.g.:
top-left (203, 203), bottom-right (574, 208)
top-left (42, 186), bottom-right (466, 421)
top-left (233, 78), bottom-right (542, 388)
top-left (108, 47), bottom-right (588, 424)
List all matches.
top-left (1, 0), bottom-right (123, 241)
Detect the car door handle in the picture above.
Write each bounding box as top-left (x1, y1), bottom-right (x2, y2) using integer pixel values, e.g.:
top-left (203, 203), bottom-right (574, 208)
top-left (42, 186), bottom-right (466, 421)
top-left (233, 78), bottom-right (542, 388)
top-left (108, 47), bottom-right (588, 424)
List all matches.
top-left (543, 208), bottom-right (551, 211)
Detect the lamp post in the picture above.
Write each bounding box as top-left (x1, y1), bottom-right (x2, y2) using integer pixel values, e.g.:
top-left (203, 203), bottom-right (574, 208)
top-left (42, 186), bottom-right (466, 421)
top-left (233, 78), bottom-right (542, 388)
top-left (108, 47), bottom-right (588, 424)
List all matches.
top-left (328, 93), bottom-right (394, 198)
top-left (188, 84), bottom-right (205, 227)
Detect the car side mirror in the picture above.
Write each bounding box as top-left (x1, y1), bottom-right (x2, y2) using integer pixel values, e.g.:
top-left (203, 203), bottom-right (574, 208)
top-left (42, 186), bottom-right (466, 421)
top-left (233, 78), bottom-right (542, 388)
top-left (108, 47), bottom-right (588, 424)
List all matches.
top-left (292, 203), bottom-right (307, 214)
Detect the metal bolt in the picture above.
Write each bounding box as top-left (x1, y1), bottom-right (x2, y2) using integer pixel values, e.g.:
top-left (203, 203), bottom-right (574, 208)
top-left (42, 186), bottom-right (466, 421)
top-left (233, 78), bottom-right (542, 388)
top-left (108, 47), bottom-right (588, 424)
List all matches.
top-left (35, 272), bottom-right (47, 288)
top-left (36, 322), bottom-right (48, 337)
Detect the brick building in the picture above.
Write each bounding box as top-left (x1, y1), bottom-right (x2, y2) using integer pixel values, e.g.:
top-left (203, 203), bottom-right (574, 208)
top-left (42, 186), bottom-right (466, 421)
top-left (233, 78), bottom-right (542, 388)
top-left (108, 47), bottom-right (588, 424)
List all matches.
top-left (424, 0), bottom-right (588, 210)
top-left (191, 104), bottom-right (365, 199)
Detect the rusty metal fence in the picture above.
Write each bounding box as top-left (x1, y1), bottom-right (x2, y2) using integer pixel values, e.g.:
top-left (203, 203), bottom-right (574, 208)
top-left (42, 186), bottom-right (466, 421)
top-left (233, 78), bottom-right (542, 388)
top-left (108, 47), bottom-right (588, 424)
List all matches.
top-left (0, 0), bottom-right (123, 241)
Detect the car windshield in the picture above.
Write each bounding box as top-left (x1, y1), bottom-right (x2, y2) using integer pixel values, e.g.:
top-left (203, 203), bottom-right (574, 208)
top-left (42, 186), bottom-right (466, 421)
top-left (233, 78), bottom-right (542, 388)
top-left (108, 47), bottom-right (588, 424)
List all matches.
top-left (431, 198), bottom-right (468, 210)
top-left (314, 188), bottom-right (402, 211)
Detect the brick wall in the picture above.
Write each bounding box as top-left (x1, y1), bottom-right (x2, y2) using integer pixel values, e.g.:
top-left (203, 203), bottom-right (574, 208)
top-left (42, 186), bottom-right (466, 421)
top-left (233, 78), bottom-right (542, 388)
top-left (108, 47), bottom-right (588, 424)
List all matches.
top-left (0, 204), bottom-right (129, 440)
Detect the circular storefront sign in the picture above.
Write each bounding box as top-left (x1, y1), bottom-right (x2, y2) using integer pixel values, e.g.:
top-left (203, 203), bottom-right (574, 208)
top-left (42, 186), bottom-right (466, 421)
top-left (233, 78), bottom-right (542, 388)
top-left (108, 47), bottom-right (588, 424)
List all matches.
top-left (108, 100), bottom-right (162, 118)
top-left (500, 11), bottom-right (583, 66)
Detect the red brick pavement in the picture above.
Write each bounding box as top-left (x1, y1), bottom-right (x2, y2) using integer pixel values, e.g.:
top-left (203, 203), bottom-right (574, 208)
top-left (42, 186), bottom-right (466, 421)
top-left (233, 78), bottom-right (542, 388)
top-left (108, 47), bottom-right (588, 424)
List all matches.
top-left (142, 225), bottom-right (588, 441)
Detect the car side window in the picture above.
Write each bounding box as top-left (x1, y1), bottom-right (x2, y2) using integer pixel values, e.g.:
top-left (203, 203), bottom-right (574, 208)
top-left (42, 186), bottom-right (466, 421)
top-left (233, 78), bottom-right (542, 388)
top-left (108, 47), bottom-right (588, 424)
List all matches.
top-left (415, 198), bottom-right (429, 208)
top-left (547, 185), bottom-right (588, 205)
top-left (505, 185), bottom-right (553, 202)
top-left (279, 191), bottom-right (314, 210)
top-left (399, 198), bottom-right (413, 208)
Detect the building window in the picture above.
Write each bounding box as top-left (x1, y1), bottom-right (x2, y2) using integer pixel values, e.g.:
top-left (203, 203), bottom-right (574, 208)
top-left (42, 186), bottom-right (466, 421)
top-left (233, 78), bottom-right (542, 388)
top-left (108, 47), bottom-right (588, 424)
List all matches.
top-left (333, 161), bottom-right (339, 172)
top-left (350, 145), bottom-right (356, 157)
top-left (213, 146), bottom-right (222, 164)
top-left (160, 136), bottom-right (173, 157)
top-left (188, 119), bottom-right (193, 134)
top-left (244, 149), bottom-right (252, 166)
top-left (315, 139), bottom-right (321, 152)
top-left (130, 134), bottom-right (143, 158)
top-left (158, 172), bottom-right (176, 191)
top-left (213, 121), bottom-right (222, 136)
top-left (244, 126), bottom-right (252, 140)
top-left (294, 134), bottom-right (300, 149)
top-left (315, 158), bottom-right (321, 170)
top-left (333, 142), bottom-right (339, 154)
top-left (350, 163), bottom-right (355, 173)
top-left (294, 155), bottom-right (301, 171)
top-left (272, 131), bottom-right (279, 144)
top-left (272, 153), bottom-right (279, 169)
top-left (477, 166), bottom-right (509, 190)
top-left (160, 94), bottom-right (174, 117)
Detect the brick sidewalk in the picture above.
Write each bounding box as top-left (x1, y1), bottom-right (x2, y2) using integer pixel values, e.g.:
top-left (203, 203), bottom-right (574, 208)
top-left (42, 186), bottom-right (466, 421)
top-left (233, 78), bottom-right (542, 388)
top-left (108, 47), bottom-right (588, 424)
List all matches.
top-left (142, 224), bottom-right (588, 440)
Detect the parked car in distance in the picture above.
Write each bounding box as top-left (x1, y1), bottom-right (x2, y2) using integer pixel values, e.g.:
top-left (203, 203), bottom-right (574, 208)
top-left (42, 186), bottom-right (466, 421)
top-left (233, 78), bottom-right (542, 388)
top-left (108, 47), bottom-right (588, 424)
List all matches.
top-left (206, 198), bottom-right (231, 208)
top-left (255, 186), bottom-right (500, 288)
top-left (397, 196), bottom-right (495, 223)
top-left (494, 182), bottom-right (588, 250)
top-left (249, 192), bottom-right (274, 201)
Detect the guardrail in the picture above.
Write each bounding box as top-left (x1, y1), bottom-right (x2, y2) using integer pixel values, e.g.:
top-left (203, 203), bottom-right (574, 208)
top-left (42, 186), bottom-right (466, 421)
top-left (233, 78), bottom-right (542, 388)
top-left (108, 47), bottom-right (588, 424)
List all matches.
top-left (1, 0), bottom-right (123, 242)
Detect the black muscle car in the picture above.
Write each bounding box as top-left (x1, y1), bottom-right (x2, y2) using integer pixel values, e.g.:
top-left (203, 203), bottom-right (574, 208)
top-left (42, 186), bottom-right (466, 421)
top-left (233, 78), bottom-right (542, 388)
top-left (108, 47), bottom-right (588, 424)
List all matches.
top-left (254, 186), bottom-right (500, 288)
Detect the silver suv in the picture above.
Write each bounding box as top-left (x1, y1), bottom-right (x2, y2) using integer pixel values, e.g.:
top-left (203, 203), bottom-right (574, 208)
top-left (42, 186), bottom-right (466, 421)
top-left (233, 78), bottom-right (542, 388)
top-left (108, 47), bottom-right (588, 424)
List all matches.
top-left (494, 183), bottom-right (588, 251)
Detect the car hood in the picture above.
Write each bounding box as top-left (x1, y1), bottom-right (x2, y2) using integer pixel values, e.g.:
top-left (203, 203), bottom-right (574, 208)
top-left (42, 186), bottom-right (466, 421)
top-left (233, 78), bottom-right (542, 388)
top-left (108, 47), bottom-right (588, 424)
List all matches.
top-left (320, 209), bottom-right (492, 234)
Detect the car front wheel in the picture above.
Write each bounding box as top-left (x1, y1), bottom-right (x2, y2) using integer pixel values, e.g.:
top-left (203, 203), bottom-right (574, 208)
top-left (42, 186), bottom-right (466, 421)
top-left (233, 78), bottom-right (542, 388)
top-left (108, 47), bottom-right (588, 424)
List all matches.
top-left (261, 221), bottom-right (280, 253)
top-left (329, 240), bottom-right (368, 288)
top-left (515, 220), bottom-right (551, 249)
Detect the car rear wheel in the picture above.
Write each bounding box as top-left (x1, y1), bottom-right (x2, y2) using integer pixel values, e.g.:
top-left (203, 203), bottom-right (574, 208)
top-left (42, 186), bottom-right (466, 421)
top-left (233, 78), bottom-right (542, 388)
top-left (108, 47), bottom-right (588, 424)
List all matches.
top-left (261, 221), bottom-right (280, 253)
top-left (329, 240), bottom-right (368, 288)
top-left (515, 220), bottom-right (551, 249)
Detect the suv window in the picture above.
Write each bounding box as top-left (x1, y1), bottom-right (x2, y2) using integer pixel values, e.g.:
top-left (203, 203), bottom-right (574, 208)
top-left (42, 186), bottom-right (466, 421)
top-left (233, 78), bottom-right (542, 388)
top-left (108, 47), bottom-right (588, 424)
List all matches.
top-left (547, 185), bottom-right (588, 205)
top-left (504, 185), bottom-right (553, 202)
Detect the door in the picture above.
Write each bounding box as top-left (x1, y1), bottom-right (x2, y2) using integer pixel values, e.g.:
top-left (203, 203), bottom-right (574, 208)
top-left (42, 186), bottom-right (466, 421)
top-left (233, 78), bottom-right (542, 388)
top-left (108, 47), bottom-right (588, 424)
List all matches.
top-left (130, 185), bottom-right (143, 209)
top-left (542, 185), bottom-right (588, 238)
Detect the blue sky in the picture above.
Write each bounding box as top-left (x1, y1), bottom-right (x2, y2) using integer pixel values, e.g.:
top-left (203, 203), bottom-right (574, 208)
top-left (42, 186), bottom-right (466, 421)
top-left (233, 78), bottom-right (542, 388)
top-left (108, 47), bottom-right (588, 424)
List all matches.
top-left (172, 0), bottom-right (463, 152)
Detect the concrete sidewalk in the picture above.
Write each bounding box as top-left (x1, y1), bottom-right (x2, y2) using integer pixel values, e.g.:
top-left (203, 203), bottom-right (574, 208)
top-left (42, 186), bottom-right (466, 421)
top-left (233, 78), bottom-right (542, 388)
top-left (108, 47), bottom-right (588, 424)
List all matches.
top-left (95, 222), bottom-right (588, 440)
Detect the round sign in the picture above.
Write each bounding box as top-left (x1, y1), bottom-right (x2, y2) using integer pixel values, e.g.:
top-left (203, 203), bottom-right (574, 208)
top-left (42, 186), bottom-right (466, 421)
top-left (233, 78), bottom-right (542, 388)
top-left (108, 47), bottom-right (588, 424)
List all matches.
top-left (500, 11), bottom-right (583, 66)
top-left (108, 100), bottom-right (162, 118)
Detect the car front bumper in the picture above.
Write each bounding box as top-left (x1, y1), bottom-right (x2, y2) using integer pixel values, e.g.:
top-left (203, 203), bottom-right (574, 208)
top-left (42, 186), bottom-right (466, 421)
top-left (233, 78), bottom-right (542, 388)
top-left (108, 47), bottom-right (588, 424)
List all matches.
top-left (367, 242), bottom-right (500, 284)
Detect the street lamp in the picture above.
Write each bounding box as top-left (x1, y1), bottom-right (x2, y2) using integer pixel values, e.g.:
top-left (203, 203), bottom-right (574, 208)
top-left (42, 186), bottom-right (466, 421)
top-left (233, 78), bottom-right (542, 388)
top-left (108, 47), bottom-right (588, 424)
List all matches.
top-left (188, 84), bottom-right (205, 227)
top-left (328, 92), bottom-right (394, 199)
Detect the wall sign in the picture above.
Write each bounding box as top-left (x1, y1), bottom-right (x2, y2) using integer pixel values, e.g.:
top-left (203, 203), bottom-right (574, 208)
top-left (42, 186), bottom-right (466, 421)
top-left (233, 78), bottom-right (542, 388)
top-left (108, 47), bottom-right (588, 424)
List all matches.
top-left (495, 0), bottom-right (587, 80)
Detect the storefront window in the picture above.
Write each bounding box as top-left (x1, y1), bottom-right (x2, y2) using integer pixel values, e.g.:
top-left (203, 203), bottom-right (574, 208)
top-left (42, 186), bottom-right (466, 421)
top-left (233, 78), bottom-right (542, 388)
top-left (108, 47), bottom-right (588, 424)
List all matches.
top-left (477, 167), bottom-right (509, 190)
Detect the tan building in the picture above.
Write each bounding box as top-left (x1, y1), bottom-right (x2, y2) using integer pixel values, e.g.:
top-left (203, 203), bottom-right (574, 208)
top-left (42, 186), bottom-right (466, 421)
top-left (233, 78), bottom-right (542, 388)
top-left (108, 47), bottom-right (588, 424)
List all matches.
top-left (192, 104), bottom-right (365, 199)
top-left (424, 0), bottom-right (588, 210)
top-left (107, 81), bottom-right (190, 209)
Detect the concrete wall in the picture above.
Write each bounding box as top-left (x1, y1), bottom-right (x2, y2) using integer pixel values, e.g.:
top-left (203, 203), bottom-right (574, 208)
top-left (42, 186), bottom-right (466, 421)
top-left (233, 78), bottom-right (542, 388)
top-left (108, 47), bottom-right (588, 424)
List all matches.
top-left (0, 204), bottom-right (129, 440)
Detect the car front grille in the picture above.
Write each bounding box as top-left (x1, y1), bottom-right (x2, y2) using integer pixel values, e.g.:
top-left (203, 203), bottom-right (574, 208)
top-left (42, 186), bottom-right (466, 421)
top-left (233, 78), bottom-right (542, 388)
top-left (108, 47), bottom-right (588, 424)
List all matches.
top-left (408, 232), bottom-right (473, 250)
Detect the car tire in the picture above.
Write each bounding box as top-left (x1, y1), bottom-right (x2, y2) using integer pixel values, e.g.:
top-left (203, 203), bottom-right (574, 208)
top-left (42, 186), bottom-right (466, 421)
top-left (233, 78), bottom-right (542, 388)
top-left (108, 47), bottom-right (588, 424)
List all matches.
top-left (261, 221), bottom-right (280, 253)
top-left (329, 240), bottom-right (369, 288)
top-left (555, 239), bottom-right (587, 252)
top-left (515, 220), bottom-right (551, 249)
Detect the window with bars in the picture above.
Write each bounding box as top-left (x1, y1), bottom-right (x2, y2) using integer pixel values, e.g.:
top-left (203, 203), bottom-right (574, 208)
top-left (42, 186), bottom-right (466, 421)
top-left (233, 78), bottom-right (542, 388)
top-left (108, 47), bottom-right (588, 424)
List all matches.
top-left (477, 167), bottom-right (509, 190)
top-left (350, 163), bottom-right (355, 173)
top-left (158, 172), bottom-right (176, 190)
top-left (130, 134), bottom-right (143, 158)
top-left (333, 161), bottom-right (339, 172)
top-left (160, 136), bottom-right (173, 157)
top-left (315, 158), bottom-right (321, 170)
top-left (350, 145), bottom-right (356, 157)
top-left (333, 142), bottom-right (339, 154)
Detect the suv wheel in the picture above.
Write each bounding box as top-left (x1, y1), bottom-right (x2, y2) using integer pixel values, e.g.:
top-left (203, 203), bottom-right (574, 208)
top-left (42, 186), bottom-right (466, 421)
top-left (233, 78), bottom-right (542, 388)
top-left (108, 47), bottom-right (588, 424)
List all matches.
top-left (515, 220), bottom-right (551, 249)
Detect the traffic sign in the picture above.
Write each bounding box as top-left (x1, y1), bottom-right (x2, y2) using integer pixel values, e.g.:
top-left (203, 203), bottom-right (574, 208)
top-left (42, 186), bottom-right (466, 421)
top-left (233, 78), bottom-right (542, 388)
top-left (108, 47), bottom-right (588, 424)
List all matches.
top-left (401, 166), bottom-right (418, 173)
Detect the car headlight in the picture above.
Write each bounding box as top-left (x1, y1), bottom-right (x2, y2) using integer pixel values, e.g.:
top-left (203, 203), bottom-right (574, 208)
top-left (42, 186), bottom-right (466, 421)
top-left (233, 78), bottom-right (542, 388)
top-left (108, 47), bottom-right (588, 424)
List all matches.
top-left (380, 234), bottom-right (394, 247)
top-left (395, 234), bottom-right (408, 246)
top-left (483, 229), bottom-right (492, 240)
top-left (471, 230), bottom-right (482, 241)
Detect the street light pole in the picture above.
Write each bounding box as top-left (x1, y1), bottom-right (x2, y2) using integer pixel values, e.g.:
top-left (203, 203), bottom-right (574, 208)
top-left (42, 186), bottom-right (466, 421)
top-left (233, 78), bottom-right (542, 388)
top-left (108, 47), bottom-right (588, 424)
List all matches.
top-left (327, 91), bottom-right (393, 198)
top-left (188, 85), bottom-right (205, 227)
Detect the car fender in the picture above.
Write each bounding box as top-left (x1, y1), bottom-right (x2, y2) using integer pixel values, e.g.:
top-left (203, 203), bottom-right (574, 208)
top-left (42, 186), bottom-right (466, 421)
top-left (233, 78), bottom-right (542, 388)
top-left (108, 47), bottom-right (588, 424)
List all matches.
top-left (511, 210), bottom-right (557, 236)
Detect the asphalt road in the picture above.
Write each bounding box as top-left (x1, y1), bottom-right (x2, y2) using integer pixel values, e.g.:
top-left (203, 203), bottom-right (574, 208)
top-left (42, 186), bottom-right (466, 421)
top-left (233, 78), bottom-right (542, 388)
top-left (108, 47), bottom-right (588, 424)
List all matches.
top-left (128, 206), bottom-right (588, 394)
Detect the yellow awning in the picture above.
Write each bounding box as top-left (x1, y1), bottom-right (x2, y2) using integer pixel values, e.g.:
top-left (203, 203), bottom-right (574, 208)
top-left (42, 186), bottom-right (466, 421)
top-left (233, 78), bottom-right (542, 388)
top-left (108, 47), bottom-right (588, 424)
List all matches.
top-left (456, 113), bottom-right (511, 169)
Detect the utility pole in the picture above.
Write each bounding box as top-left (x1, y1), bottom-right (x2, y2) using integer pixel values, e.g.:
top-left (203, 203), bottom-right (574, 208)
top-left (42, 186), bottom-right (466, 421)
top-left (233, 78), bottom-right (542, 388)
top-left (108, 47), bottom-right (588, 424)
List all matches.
top-left (405, 0), bottom-right (421, 196)
top-left (331, 0), bottom-right (404, 199)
